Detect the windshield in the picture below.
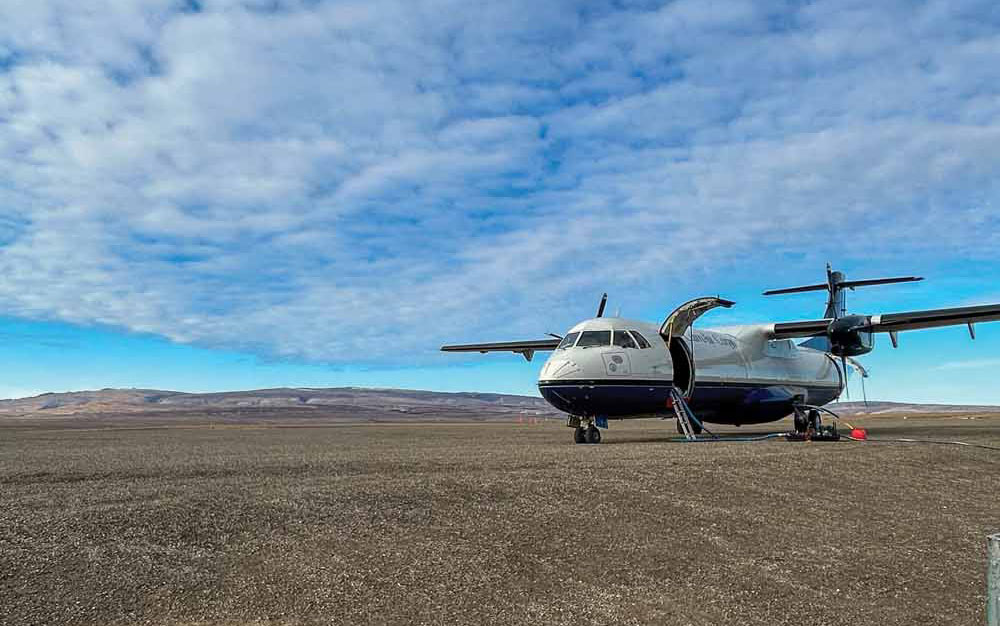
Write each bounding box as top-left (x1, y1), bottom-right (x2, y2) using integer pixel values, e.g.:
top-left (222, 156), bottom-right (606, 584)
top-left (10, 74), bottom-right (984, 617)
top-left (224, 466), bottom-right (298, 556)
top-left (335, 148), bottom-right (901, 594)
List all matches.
top-left (556, 332), bottom-right (579, 349)
top-left (613, 330), bottom-right (637, 348)
top-left (576, 330), bottom-right (611, 348)
top-left (630, 330), bottom-right (651, 349)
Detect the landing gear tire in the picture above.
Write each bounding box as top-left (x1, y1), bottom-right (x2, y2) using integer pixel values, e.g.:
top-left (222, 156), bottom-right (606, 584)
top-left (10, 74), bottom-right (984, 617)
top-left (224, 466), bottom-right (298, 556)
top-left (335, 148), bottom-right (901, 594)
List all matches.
top-left (793, 410), bottom-right (808, 433)
top-left (574, 427), bottom-right (586, 444)
top-left (585, 426), bottom-right (602, 444)
top-left (808, 409), bottom-right (821, 430)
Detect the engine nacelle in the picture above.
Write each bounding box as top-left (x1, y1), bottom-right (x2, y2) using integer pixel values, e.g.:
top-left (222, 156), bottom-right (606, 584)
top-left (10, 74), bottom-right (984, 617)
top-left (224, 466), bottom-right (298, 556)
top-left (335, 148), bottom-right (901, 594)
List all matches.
top-left (827, 315), bottom-right (874, 357)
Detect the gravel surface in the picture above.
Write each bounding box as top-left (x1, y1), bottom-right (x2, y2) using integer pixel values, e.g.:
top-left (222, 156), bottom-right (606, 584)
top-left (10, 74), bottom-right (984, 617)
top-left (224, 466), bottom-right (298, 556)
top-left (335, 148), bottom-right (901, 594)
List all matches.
top-left (1, 416), bottom-right (998, 625)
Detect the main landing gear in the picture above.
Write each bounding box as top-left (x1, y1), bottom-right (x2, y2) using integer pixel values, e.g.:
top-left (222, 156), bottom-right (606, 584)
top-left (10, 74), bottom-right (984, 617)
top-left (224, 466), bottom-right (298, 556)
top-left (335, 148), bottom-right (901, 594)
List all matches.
top-left (567, 415), bottom-right (602, 444)
top-left (793, 407), bottom-right (814, 433)
top-left (790, 405), bottom-right (840, 441)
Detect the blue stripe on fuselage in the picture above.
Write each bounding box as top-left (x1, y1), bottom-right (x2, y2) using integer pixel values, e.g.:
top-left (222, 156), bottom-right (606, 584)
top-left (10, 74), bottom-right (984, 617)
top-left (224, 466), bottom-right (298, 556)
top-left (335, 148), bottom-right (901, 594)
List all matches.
top-left (537, 380), bottom-right (841, 424)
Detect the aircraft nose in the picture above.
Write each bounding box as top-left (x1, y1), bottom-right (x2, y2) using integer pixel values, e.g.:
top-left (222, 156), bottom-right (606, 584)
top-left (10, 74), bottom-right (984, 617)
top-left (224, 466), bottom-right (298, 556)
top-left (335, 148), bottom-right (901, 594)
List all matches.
top-left (539, 356), bottom-right (583, 380)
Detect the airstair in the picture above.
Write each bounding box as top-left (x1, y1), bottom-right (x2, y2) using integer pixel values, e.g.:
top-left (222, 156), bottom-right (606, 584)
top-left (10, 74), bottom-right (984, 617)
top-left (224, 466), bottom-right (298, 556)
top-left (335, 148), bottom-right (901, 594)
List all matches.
top-left (668, 386), bottom-right (702, 440)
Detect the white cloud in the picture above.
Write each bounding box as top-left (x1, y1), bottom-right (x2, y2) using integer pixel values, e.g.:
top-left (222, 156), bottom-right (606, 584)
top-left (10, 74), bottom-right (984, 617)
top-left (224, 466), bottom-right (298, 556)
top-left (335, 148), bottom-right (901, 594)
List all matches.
top-left (0, 0), bottom-right (998, 363)
top-left (936, 358), bottom-right (1000, 370)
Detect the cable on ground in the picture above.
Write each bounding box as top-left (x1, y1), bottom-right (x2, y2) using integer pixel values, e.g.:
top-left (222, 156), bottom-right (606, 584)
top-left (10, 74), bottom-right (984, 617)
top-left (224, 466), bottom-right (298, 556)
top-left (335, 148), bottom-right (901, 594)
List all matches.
top-left (843, 435), bottom-right (1000, 452)
top-left (668, 432), bottom-right (788, 443)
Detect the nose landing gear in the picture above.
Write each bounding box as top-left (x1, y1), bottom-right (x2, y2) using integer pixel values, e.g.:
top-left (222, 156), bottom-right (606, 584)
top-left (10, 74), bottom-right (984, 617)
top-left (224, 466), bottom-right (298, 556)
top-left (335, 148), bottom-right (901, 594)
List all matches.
top-left (568, 416), bottom-right (603, 444)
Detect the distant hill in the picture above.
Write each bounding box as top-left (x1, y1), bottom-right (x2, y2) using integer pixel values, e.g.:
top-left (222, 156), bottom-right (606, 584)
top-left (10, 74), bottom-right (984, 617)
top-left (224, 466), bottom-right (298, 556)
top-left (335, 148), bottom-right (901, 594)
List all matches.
top-left (0, 387), bottom-right (556, 420)
top-left (1, 388), bottom-right (998, 421)
top-left (828, 400), bottom-right (1000, 416)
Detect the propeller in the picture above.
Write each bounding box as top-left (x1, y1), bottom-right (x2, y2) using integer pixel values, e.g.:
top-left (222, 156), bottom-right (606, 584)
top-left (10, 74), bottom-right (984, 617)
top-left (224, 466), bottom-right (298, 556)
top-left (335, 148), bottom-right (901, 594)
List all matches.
top-left (596, 293), bottom-right (608, 318)
top-left (838, 355), bottom-right (870, 410)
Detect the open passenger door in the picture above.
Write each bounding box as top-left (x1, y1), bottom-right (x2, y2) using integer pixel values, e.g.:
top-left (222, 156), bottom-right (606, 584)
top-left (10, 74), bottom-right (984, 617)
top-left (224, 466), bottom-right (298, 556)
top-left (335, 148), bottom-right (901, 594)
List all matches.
top-left (660, 297), bottom-right (736, 343)
top-left (659, 297), bottom-right (735, 398)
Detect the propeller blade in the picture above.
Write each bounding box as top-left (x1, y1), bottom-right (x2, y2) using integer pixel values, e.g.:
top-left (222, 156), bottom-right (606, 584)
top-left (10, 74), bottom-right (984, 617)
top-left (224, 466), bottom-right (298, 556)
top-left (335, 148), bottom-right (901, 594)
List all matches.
top-left (596, 293), bottom-right (608, 318)
top-left (841, 355), bottom-right (850, 400)
top-left (860, 370), bottom-right (870, 412)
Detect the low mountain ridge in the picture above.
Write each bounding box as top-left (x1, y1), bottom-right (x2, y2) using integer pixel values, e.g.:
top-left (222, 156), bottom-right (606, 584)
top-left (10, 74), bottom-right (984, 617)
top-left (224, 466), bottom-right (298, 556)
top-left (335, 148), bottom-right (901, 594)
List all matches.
top-left (1, 388), bottom-right (997, 419)
top-left (0, 387), bottom-right (554, 417)
top-left (828, 400), bottom-right (1000, 415)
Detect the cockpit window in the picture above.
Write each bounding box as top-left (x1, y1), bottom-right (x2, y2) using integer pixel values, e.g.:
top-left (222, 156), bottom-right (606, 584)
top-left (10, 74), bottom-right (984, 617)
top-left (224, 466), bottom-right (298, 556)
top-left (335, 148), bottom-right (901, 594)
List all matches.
top-left (576, 330), bottom-right (611, 348)
top-left (629, 330), bottom-right (651, 349)
top-left (613, 330), bottom-right (637, 349)
top-left (556, 332), bottom-right (579, 350)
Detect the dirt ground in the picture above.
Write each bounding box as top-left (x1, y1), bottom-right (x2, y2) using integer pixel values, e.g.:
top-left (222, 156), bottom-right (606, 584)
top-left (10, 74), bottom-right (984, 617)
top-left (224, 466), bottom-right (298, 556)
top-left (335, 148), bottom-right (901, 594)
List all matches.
top-left (1, 415), bottom-right (998, 625)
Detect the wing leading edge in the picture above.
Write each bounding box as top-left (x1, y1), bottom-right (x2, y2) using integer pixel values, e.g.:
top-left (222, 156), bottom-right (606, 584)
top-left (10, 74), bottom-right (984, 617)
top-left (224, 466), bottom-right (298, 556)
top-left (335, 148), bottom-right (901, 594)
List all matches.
top-left (771, 303), bottom-right (1000, 339)
top-left (440, 339), bottom-right (561, 362)
top-left (867, 304), bottom-right (1000, 333)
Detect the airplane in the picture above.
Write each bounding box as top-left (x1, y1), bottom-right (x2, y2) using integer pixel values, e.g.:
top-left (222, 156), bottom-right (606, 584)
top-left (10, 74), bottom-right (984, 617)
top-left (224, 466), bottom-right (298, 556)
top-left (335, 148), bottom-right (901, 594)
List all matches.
top-left (441, 265), bottom-right (1000, 444)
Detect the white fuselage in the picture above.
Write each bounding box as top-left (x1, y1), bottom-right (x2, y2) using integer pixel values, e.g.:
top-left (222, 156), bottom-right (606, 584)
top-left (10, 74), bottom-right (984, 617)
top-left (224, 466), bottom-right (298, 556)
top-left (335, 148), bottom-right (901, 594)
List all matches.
top-left (536, 317), bottom-right (841, 424)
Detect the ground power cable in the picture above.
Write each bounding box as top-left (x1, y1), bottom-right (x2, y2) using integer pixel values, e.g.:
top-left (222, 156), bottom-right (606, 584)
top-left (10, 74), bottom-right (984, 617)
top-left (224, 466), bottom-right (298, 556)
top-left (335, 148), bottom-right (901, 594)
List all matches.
top-left (842, 436), bottom-right (1000, 452)
top-left (668, 432), bottom-right (787, 443)
top-left (667, 433), bottom-right (1000, 450)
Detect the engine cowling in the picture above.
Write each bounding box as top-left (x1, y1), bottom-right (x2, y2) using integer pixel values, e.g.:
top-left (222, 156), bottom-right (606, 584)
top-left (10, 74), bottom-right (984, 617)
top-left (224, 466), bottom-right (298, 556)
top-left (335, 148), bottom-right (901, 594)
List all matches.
top-left (827, 315), bottom-right (874, 357)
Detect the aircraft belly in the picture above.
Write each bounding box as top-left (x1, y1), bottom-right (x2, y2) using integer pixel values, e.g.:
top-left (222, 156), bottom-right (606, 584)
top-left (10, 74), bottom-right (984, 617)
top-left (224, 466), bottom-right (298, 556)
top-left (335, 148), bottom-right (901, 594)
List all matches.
top-left (688, 380), bottom-right (840, 424)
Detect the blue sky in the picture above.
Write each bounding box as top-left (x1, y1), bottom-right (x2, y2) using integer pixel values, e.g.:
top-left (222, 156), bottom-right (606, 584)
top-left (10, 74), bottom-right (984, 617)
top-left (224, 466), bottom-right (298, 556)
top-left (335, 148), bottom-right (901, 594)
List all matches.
top-left (1, 0), bottom-right (999, 402)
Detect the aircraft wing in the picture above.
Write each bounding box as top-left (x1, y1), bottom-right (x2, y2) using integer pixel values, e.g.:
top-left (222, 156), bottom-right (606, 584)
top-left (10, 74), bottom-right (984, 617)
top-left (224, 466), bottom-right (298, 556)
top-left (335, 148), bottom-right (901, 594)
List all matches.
top-left (440, 339), bottom-right (561, 362)
top-left (864, 304), bottom-right (1000, 333)
top-left (770, 303), bottom-right (1000, 339)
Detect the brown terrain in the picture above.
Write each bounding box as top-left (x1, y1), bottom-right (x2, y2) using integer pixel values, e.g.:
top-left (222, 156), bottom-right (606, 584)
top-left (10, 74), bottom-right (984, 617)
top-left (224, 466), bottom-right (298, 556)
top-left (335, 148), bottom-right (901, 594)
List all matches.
top-left (1, 388), bottom-right (998, 625)
top-left (0, 387), bottom-right (557, 424)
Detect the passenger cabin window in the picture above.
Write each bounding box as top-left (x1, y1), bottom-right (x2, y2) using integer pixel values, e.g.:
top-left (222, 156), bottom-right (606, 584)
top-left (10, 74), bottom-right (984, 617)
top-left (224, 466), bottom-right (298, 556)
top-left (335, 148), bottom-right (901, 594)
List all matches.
top-left (629, 330), bottom-right (651, 349)
top-left (556, 332), bottom-right (579, 350)
top-left (613, 330), bottom-right (638, 349)
top-left (576, 330), bottom-right (611, 348)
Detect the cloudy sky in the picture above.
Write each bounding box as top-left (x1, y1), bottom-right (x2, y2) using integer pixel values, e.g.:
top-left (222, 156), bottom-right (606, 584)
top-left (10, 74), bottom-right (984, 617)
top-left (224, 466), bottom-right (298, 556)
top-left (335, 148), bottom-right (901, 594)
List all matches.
top-left (1, 0), bottom-right (999, 402)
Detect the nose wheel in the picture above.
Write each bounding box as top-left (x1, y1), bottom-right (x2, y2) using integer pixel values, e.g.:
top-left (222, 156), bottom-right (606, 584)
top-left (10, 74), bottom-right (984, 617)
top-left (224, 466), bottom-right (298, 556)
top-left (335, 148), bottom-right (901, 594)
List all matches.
top-left (585, 425), bottom-right (601, 444)
top-left (570, 418), bottom-right (603, 444)
top-left (574, 425), bottom-right (601, 444)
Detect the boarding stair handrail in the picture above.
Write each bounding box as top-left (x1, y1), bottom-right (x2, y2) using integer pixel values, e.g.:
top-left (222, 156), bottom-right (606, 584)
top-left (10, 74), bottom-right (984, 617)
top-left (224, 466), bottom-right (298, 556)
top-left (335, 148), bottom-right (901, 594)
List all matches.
top-left (669, 386), bottom-right (699, 441)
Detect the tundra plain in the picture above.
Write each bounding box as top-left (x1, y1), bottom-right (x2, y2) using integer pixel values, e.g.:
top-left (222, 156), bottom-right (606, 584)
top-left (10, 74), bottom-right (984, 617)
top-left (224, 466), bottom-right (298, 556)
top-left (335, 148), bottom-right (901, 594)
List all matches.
top-left (1, 412), bottom-right (998, 626)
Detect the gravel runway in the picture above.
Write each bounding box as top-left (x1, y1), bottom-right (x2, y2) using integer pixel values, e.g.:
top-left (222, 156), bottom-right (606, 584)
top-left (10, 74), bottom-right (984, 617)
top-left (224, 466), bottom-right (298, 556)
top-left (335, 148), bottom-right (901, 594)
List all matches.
top-left (1, 416), bottom-right (998, 625)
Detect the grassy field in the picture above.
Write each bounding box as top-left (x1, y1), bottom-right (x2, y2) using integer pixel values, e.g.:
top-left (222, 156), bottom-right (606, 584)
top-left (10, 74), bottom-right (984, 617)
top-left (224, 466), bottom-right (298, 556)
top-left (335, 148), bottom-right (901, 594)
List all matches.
top-left (1, 416), bottom-right (998, 625)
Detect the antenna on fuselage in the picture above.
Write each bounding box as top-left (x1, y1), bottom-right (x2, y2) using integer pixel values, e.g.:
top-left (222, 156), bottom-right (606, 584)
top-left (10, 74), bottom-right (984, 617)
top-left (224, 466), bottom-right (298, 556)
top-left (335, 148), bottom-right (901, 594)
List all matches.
top-left (596, 293), bottom-right (608, 318)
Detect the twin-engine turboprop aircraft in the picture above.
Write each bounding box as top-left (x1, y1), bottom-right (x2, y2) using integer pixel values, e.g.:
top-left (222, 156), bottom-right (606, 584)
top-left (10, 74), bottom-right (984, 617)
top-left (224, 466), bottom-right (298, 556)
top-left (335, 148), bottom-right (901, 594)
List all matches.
top-left (442, 265), bottom-right (1000, 444)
